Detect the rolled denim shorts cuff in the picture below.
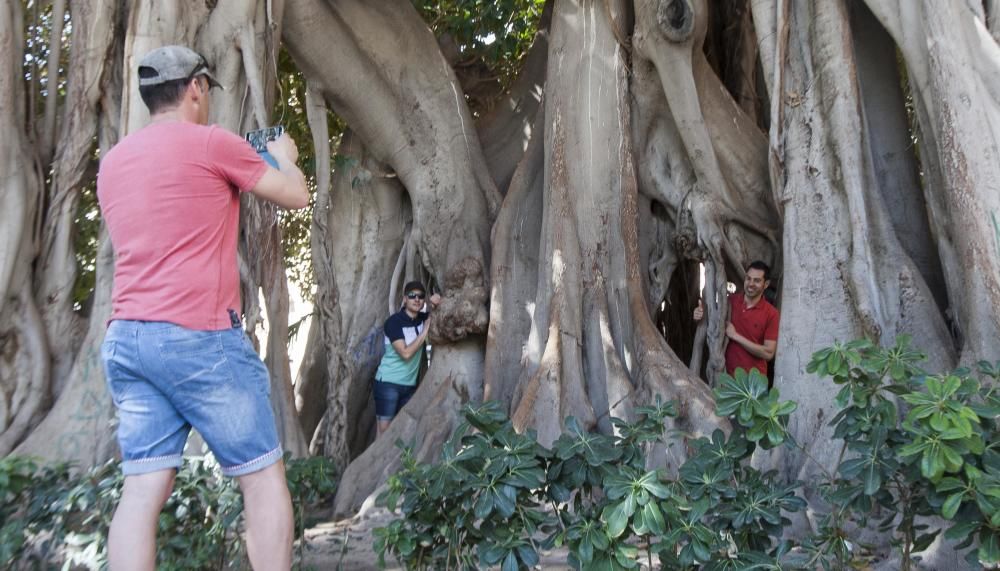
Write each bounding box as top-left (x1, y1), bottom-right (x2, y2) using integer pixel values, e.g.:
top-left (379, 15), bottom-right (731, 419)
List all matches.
top-left (122, 454), bottom-right (184, 476)
top-left (222, 446), bottom-right (283, 477)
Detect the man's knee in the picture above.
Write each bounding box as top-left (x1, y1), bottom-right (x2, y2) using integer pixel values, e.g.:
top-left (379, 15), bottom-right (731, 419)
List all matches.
top-left (237, 460), bottom-right (290, 499)
top-left (121, 469), bottom-right (176, 511)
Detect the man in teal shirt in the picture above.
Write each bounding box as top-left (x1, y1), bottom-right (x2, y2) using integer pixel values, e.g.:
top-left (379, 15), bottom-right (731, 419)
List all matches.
top-left (374, 281), bottom-right (441, 435)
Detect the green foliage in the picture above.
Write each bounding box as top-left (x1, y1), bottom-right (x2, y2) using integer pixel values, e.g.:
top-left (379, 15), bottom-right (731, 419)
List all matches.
top-left (805, 336), bottom-right (1000, 569)
top-left (374, 384), bottom-right (804, 570)
top-left (715, 368), bottom-right (797, 449)
top-left (412, 0), bottom-right (546, 113)
top-left (0, 455), bottom-right (336, 569)
top-left (376, 343), bottom-right (1000, 570)
top-left (0, 456), bottom-right (76, 565)
top-left (286, 455), bottom-right (339, 564)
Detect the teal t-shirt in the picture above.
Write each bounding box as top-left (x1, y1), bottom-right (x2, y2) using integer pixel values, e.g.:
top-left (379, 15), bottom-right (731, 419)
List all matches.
top-left (375, 308), bottom-right (428, 386)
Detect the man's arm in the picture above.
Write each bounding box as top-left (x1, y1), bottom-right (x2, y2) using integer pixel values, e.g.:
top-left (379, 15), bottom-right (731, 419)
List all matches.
top-left (390, 321), bottom-right (430, 361)
top-left (249, 134), bottom-right (309, 209)
top-left (725, 322), bottom-right (777, 360)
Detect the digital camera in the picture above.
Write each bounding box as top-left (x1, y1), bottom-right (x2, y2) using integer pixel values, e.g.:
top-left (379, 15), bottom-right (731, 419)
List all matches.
top-left (245, 125), bottom-right (284, 168)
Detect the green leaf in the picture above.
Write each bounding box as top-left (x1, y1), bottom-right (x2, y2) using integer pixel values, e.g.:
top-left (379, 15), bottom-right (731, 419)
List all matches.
top-left (577, 532), bottom-right (594, 563)
top-left (517, 545), bottom-right (539, 567)
top-left (944, 521), bottom-right (981, 541)
top-left (935, 477), bottom-right (965, 493)
top-left (921, 447), bottom-right (945, 481)
top-left (863, 459), bottom-right (882, 496)
top-left (691, 539), bottom-right (712, 563)
top-left (501, 550), bottom-right (518, 571)
top-left (898, 441), bottom-right (926, 457)
top-left (979, 530), bottom-right (1000, 565)
top-left (942, 492), bottom-right (964, 519)
top-left (474, 490), bottom-right (494, 519)
top-left (913, 530), bottom-right (941, 553)
top-left (641, 502), bottom-right (665, 535)
top-left (602, 500), bottom-right (631, 538)
top-left (494, 485), bottom-right (517, 518)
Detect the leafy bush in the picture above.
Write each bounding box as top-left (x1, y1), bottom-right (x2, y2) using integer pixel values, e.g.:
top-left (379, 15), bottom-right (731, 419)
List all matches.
top-left (0, 454), bottom-right (336, 569)
top-left (803, 337), bottom-right (1000, 570)
top-left (375, 368), bottom-right (803, 570)
top-left (375, 339), bottom-right (1000, 570)
top-left (0, 456), bottom-right (76, 565)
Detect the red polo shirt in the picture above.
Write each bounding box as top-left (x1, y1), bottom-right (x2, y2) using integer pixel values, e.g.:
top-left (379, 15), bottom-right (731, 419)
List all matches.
top-left (725, 293), bottom-right (779, 375)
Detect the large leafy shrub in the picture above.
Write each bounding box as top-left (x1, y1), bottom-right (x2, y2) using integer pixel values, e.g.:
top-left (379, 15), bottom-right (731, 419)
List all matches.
top-left (375, 368), bottom-right (803, 570)
top-left (375, 338), bottom-right (1000, 570)
top-left (803, 337), bottom-right (1000, 570)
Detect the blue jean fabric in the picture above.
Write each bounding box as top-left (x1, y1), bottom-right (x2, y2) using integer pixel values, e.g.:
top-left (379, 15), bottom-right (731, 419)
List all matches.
top-left (100, 317), bottom-right (282, 477)
top-left (373, 380), bottom-right (417, 421)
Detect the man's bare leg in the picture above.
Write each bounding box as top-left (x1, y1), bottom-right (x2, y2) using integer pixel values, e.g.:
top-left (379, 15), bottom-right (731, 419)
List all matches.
top-left (377, 418), bottom-right (391, 436)
top-left (108, 470), bottom-right (175, 571)
top-left (239, 460), bottom-right (294, 570)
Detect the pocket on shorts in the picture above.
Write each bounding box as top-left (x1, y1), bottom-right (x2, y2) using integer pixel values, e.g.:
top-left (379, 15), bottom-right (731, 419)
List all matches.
top-left (157, 328), bottom-right (224, 358)
top-left (155, 328), bottom-right (229, 390)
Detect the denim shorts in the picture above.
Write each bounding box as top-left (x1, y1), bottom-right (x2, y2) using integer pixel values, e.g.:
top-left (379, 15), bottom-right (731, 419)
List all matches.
top-left (373, 379), bottom-right (416, 421)
top-left (100, 316), bottom-right (282, 477)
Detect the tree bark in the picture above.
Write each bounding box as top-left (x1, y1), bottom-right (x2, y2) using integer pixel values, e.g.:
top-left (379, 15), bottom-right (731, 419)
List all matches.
top-left (37, 0), bottom-right (120, 393)
top-left (863, 0), bottom-right (1000, 365)
top-left (1, 0), bottom-right (50, 455)
top-left (758, 3), bottom-right (955, 553)
top-left (284, 0), bottom-right (495, 507)
top-left (476, 1), bottom-right (552, 195)
top-left (485, 0), bottom-right (725, 466)
top-left (301, 129), bottom-right (411, 469)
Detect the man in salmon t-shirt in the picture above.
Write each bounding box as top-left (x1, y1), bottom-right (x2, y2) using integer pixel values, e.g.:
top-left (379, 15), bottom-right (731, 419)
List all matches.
top-left (693, 260), bottom-right (779, 377)
top-left (96, 45), bottom-right (308, 571)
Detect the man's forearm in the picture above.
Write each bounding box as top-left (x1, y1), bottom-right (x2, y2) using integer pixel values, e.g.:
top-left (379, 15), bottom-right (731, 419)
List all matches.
top-left (731, 333), bottom-right (775, 360)
top-left (393, 333), bottom-right (428, 361)
top-left (275, 158), bottom-right (308, 206)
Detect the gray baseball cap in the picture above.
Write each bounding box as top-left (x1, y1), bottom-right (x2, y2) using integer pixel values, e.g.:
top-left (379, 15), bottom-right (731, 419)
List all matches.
top-left (137, 45), bottom-right (223, 89)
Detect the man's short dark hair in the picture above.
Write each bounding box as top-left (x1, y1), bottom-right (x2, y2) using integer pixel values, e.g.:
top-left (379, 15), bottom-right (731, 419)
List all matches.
top-left (138, 75), bottom-right (192, 114)
top-left (746, 260), bottom-right (771, 281)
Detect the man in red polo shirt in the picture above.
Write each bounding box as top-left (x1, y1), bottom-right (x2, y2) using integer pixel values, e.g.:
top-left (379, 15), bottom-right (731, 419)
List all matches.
top-left (693, 261), bottom-right (779, 376)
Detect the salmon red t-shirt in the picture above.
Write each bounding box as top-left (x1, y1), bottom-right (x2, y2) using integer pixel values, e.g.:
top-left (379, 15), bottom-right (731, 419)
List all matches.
top-left (97, 122), bottom-right (268, 331)
top-left (724, 293), bottom-right (779, 376)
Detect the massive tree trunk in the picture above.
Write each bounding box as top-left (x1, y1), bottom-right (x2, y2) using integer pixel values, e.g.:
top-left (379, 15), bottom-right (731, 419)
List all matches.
top-left (746, 1), bottom-right (982, 565)
top-left (862, 0), bottom-right (1000, 366)
top-left (296, 128), bottom-right (411, 468)
top-left (1, 0), bottom-right (48, 456)
top-left (283, 0), bottom-right (496, 512)
top-left (757, 0), bottom-right (955, 493)
top-left (486, 0), bottom-right (726, 455)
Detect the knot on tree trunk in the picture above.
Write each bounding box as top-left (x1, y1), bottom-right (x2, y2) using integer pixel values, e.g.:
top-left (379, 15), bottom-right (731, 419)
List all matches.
top-left (673, 204), bottom-right (706, 261)
top-left (657, 0), bottom-right (694, 43)
top-left (430, 257), bottom-right (489, 344)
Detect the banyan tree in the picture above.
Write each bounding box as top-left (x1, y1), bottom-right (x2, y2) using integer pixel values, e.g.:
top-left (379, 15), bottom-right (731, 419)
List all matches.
top-left (3, 0), bottom-right (999, 567)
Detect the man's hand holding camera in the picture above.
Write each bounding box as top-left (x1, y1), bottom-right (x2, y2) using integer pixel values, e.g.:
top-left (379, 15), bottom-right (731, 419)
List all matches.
top-left (265, 133), bottom-right (299, 168)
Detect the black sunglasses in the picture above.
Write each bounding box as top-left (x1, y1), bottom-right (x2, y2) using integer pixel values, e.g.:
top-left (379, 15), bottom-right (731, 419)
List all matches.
top-left (406, 292), bottom-right (425, 300)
